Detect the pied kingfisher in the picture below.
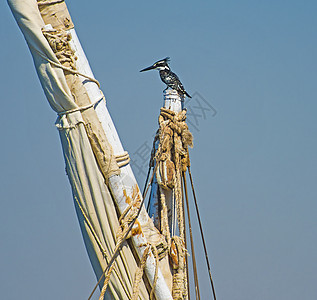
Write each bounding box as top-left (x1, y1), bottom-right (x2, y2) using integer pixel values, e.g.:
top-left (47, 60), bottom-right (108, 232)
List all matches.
top-left (140, 57), bottom-right (191, 98)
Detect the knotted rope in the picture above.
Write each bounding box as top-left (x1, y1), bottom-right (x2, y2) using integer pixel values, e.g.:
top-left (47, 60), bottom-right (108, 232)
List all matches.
top-left (41, 27), bottom-right (100, 87)
top-left (152, 107), bottom-right (193, 299)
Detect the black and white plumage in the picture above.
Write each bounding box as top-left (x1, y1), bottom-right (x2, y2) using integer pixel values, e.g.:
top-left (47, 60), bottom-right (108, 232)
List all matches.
top-left (140, 57), bottom-right (191, 98)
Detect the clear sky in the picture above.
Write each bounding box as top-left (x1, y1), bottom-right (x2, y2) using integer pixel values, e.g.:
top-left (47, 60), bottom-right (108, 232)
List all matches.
top-left (1, 1), bottom-right (316, 299)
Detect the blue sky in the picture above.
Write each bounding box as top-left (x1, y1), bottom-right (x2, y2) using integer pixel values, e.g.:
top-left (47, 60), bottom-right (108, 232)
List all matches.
top-left (1, 1), bottom-right (316, 299)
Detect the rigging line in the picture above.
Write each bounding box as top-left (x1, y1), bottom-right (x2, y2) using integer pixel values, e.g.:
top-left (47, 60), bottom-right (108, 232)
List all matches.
top-left (88, 163), bottom-right (159, 300)
top-left (144, 162), bottom-right (158, 200)
top-left (181, 176), bottom-right (191, 300)
top-left (30, 44), bottom-right (101, 88)
top-left (182, 172), bottom-right (201, 300)
top-left (188, 166), bottom-right (217, 300)
top-left (146, 137), bottom-right (158, 213)
top-left (143, 165), bottom-right (152, 213)
top-left (143, 165), bottom-right (152, 196)
top-left (172, 189), bottom-right (177, 238)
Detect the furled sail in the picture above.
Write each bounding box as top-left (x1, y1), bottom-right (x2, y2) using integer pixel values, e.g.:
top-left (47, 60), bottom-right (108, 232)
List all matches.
top-left (8, 0), bottom-right (172, 299)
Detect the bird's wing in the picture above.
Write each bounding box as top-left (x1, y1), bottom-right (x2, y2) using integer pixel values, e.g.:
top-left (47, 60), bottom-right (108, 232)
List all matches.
top-left (170, 71), bottom-right (185, 92)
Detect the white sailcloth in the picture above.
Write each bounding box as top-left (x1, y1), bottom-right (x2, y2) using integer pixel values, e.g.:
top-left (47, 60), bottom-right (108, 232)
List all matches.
top-left (8, 0), bottom-right (173, 299)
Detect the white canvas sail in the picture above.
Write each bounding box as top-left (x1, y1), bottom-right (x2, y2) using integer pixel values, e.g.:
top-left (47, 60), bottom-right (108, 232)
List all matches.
top-left (8, 0), bottom-right (173, 299)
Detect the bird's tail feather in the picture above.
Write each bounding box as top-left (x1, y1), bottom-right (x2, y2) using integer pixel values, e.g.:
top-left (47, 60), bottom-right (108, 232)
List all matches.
top-left (185, 91), bottom-right (192, 98)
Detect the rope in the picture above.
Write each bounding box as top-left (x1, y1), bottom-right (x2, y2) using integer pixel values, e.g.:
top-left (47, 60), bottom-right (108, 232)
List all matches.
top-left (158, 186), bottom-right (171, 246)
top-left (37, 27), bottom-right (101, 88)
top-left (74, 197), bottom-right (132, 299)
top-left (131, 243), bottom-right (159, 300)
top-left (188, 167), bottom-right (217, 300)
top-left (182, 172), bottom-right (200, 300)
top-left (37, 0), bottom-right (65, 5)
top-left (152, 107), bottom-right (194, 299)
top-left (146, 135), bottom-right (158, 213)
top-left (115, 151), bottom-right (131, 168)
top-left (98, 187), bottom-right (142, 300)
top-left (180, 179), bottom-right (191, 300)
top-left (98, 263), bottom-right (116, 300)
top-left (57, 96), bottom-right (104, 116)
top-left (149, 243), bottom-right (159, 299)
top-left (170, 236), bottom-right (187, 300)
top-left (36, 48), bottom-right (100, 87)
top-left (144, 166), bottom-right (152, 213)
top-left (88, 163), bottom-right (159, 300)
top-left (115, 151), bottom-right (129, 162)
top-left (132, 245), bottom-right (151, 299)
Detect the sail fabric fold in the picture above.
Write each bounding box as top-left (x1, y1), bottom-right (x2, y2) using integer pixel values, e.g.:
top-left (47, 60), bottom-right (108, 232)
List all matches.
top-left (8, 0), bottom-right (77, 118)
top-left (59, 121), bottom-right (148, 299)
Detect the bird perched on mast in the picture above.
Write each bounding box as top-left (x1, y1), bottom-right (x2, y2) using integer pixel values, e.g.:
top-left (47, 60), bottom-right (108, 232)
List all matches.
top-left (140, 57), bottom-right (192, 98)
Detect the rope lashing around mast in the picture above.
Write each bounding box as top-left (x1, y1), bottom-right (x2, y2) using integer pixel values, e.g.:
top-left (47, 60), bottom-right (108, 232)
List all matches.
top-left (170, 236), bottom-right (188, 299)
top-left (43, 26), bottom-right (132, 174)
top-left (43, 29), bottom-right (131, 167)
top-left (40, 27), bottom-right (105, 117)
top-left (114, 151), bottom-right (131, 168)
top-left (149, 107), bottom-right (193, 299)
top-left (39, 28), bottom-right (101, 88)
top-left (149, 107), bottom-right (217, 300)
top-left (57, 96), bottom-right (104, 116)
top-left (37, 0), bottom-right (65, 6)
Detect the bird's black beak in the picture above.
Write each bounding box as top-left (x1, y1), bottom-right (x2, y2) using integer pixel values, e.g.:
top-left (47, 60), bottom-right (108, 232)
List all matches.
top-left (140, 65), bottom-right (156, 72)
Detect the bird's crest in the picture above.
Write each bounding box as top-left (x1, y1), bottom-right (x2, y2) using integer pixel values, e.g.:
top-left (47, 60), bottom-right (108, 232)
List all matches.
top-left (155, 57), bottom-right (170, 65)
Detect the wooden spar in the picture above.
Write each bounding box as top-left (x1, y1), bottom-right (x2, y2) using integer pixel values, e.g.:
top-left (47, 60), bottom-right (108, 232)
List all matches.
top-left (163, 89), bottom-right (184, 112)
top-left (67, 29), bottom-right (173, 299)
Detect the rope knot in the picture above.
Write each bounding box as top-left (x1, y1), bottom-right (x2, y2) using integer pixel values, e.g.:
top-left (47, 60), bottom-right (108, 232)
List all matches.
top-left (42, 28), bottom-right (77, 70)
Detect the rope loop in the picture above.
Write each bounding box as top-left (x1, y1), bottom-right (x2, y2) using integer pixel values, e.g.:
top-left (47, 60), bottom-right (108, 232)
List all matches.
top-left (149, 107), bottom-right (194, 298)
top-left (115, 151), bottom-right (130, 168)
top-left (57, 96), bottom-right (104, 116)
